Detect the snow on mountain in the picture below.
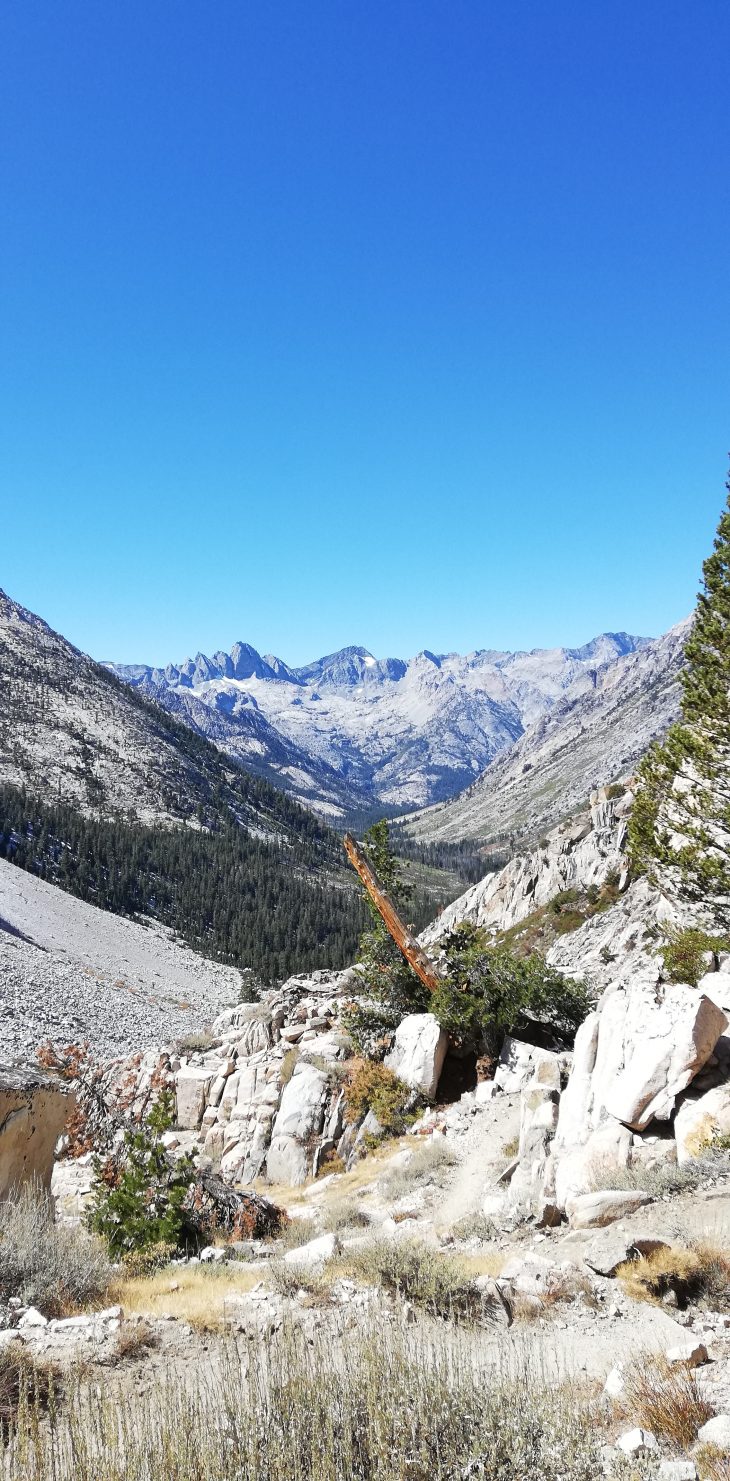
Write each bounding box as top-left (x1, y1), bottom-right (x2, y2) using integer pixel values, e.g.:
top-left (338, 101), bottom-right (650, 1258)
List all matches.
top-left (109, 630), bottom-right (653, 817)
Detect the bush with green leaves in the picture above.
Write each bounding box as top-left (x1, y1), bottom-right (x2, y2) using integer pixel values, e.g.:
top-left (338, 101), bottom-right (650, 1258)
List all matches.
top-left (430, 922), bottom-right (590, 1061)
top-left (86, 1091), bottom-right (198, 1258)
top-left (343, 1058), bottom-right (418, 1135)
top-left (661, 925), bottom-right (727, 986)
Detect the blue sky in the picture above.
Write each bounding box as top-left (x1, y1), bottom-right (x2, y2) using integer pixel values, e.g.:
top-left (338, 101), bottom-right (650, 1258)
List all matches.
top-left (2, 2), bottom-right (729, 666)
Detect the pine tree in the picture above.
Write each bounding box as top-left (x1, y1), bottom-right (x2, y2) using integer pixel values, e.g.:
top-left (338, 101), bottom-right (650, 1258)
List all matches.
top-left (629, 473), bottom-right (730, 923)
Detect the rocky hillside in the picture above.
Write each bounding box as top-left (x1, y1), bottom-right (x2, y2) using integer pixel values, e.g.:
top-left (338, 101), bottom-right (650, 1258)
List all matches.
top-left (0, 857), bottom-right (241, 1060)
top-left (109, 631), bottom-right (651, 817)
top-left (0, 589), bottom-right (365, 979)
top-left (401, 620), bottom-right (688, 850)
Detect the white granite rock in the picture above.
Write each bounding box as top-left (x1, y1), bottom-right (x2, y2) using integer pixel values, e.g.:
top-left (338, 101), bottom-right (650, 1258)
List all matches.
top-left (385, 1014), bottom-right (448, 1099)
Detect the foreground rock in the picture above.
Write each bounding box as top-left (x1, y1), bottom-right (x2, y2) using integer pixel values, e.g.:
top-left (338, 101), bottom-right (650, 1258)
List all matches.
top-left (565, 1189), bottom-right (654, 1230)
top-left (0, 1065), bottom-right (74, 1198)
top-left (385, 1014), bottom-right (448, 1098)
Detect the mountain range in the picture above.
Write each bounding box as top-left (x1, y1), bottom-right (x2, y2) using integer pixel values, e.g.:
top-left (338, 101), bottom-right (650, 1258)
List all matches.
top-left (109, 631), bottom-right (654, 820)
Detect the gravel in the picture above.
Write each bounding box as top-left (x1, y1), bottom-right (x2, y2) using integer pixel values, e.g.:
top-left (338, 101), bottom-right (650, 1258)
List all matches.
top-left (0, 859), bottom-right (242, 1059)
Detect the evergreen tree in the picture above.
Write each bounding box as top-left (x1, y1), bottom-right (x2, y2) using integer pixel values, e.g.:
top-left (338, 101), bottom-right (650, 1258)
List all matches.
top-left (87, 1091), bottom-right (198, 1257)
top-left (629, 474), bottom-right (730, 923)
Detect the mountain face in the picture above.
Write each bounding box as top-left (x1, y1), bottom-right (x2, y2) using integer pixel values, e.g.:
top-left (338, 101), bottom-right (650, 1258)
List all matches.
top-left (400, 619), bottom-right (689, 850)
top-left (110, 631), bottom-right (652, 818)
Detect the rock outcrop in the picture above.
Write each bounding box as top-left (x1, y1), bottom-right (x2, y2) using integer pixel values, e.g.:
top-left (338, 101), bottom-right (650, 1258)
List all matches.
top-left (0, 1066), bottom-right (74, 1198)
top-left (384, 1014), bottom-right (448, 1098)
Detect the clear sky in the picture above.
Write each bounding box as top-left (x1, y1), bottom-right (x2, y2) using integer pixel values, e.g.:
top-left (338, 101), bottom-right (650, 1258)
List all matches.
top-left (2, 2), bottom-right (729, 667)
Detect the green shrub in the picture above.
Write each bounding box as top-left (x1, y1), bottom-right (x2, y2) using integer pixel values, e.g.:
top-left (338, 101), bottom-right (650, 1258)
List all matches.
top-left (431, 922), bottom-right (590, 1061)
top-left (662, 926), bottom-right (727, 987)
top-left (343, 1059), bottom-right (418, 1134)
top-left (0, 1181), bottom-right (113, 1318)
top-left (549, 889), bottom-right (580, 915)
top-left (121, 1240), bottom-right (178, 1278)
top-left (86, 1091), bottom-right (198, 1258)
top-left (605, 782), bottom-right (626, 800)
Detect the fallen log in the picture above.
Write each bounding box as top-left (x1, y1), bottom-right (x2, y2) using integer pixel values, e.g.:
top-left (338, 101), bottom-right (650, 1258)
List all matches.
top-left (343, 832), bottom-right (443, 994)
top-left (186, 1172), bottom-right (285, 1242)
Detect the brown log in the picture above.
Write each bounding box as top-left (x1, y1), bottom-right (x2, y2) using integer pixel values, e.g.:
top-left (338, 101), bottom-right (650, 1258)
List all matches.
top-left (343, 832), bottom-right (443, 993)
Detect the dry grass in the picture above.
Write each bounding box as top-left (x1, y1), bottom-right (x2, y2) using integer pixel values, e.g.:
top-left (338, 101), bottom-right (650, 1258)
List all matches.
top-left (346, 1237), bottom-right (504, 1323)
top-left (0, 1348), bottom-right (60, 1429)
top-left (0, 1321), bottom-right (606, 1480)
top-left (0, 1182), bottom-right (113, 1319)
top-left (586, 1152), bottom-right (728, 1199)
top-left (116, 1263), bottom-right (263, 1331)
top-left (321, 1197), bottom-right (370, 1232)
top-left (275, 1216), bottom-right (318, 1250)
top-left (621, 1354), bottom-right (713, 1449)
top-left (617, 1242), bottom-right (730, 1310)
top-left (259, 1137), bottom-right (408, 1208)
top-left (455, 1250), bottom-right (506, 1278)
top-left (696, 1444), bottom-right (730, 1481)
top-left (110, 1321), bottom-right (161, 1363)
top-left (451, 1211), bottom-right (497, 1243)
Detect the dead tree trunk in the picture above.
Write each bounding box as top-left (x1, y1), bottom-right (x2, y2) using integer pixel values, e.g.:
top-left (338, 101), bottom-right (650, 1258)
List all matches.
top-left (343, 832), bottom-right (443, 993)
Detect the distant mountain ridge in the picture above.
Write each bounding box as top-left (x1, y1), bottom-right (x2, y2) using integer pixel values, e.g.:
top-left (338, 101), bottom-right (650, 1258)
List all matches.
top-left (109, 631), bottom-right (652, 818)
top-left (401, 618), bottom-right (689, 851)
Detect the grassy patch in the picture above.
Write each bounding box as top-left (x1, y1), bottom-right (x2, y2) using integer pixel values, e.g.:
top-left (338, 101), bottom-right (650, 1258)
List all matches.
top-left (115, 1263), bottom-right (262, 1331)
top-left (0, 1321), bottom-right (608, 1479)
top-left (275, 1217), bottom-right (318, 1251)
top-left (280, 1047), bottom-right (300, 1085)
top-left (586, 1151), bottom-right (730, 1198)
top-left (451, 1211), bottom-right (498, 1243)
top-left (110, 1321), bottom-right (161, 1363)
top-left (175, 1031), bottom-right (216, 1056)
top-left (695, 1444), bottom-right (730, 1481)
top-left (0, 1347), bottom-right (60, 1430)
top-left (497, 877), bottom-right (622, 956)
top-left (347, 1237), bottom-right (502, 1323)
top-left (321, 1197), bottom-right (370, 1233)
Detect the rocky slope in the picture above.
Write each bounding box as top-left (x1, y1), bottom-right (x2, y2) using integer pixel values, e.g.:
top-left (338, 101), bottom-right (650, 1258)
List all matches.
top-left (0, 587), bottom-right (328, 836)
top-left (401, 619), bottom-right (689, 850)
top-left (0, 857), bottom-right (243, 1059)
top-left (109, 631), bottom-right (652, 818)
